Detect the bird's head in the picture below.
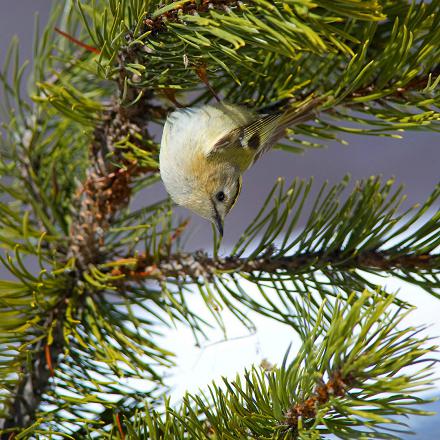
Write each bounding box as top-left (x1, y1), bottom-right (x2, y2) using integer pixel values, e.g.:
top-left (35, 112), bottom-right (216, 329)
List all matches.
top-left (160, 156), bottom-right (242, 236)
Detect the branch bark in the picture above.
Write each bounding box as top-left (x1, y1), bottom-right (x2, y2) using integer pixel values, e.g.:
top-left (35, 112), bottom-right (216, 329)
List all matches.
top-left (109, 250), bottom-right (440, 281)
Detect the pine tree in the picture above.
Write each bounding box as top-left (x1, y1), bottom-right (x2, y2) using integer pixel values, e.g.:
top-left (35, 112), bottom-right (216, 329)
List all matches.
top-left (0, 0), bottom-right (439, 438)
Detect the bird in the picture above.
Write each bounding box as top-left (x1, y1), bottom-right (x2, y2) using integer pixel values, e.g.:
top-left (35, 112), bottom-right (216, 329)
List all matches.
top-left (159, 96), bottom-right (321, 236)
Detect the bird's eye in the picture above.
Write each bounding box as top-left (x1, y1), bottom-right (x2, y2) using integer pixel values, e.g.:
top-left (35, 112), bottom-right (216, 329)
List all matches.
top-left (216, 191), bottom-right (226, 202)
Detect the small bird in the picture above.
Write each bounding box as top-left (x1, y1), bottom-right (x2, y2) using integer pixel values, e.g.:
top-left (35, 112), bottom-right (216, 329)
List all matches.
top-left (159, 97), bottom-right (320, 236)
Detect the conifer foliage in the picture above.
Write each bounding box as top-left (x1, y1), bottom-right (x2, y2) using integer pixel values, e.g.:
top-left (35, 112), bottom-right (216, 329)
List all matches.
top-left (0, 0), bottom-right (439, 438)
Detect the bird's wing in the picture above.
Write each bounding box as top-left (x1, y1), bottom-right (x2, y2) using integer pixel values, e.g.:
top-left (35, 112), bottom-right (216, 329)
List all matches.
top-left (210, 96), bottom-right (322, 164)
top-left (210, 113), bottom-right (280, 151)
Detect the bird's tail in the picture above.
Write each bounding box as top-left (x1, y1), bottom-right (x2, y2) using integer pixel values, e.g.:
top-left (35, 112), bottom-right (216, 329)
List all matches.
top-left (255, 95), bottom-right (323, 159)
top-left (278, 95), bottom-right (323, 130)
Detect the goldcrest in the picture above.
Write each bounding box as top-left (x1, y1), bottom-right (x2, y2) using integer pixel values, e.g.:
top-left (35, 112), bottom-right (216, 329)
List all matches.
top-left (159, 98), bottom-right (319, 236)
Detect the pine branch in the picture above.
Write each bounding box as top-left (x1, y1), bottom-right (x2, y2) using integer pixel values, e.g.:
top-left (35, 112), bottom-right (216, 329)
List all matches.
top-left (143, 0), bottom-right (243, 34)
top-left (103, 177), bottom-right (440, 298)
top-left (0, 309), bottom-right (66, 438)
top-left (0, 244), bottom-right (75, 438)
top-left (350, 65), bottom-right (440, 100)
top-left (0, 117), bottom-right (146, 438)
top-left (284, 370), bottom-right (353, 431)
top-left (122, 291), bottom-right (437, 439)
top-left (89, 176), bottom-right (440, 338)
top-left (109, 249), bottom-right (439, 280)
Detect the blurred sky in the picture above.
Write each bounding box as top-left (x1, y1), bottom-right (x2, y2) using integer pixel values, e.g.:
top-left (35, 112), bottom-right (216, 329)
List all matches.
top-left (1, 1), bottom-right (439, 438)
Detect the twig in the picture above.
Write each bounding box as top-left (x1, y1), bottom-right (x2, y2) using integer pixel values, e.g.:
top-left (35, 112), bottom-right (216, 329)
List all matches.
top-left (285, 370), bottom-right (354, 431)
top-left (143, 0), bottom-right (242, 35)
top-left (109, 250), bottom-right (439, 281)
top-left (54, 27), bottom-right (101, 55)
top-left (115, 413), bottom-right (125, 440)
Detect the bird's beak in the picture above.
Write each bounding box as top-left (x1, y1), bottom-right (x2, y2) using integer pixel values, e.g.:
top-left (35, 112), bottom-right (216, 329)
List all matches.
top-left (214, 213), bottom-right (224, 237)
